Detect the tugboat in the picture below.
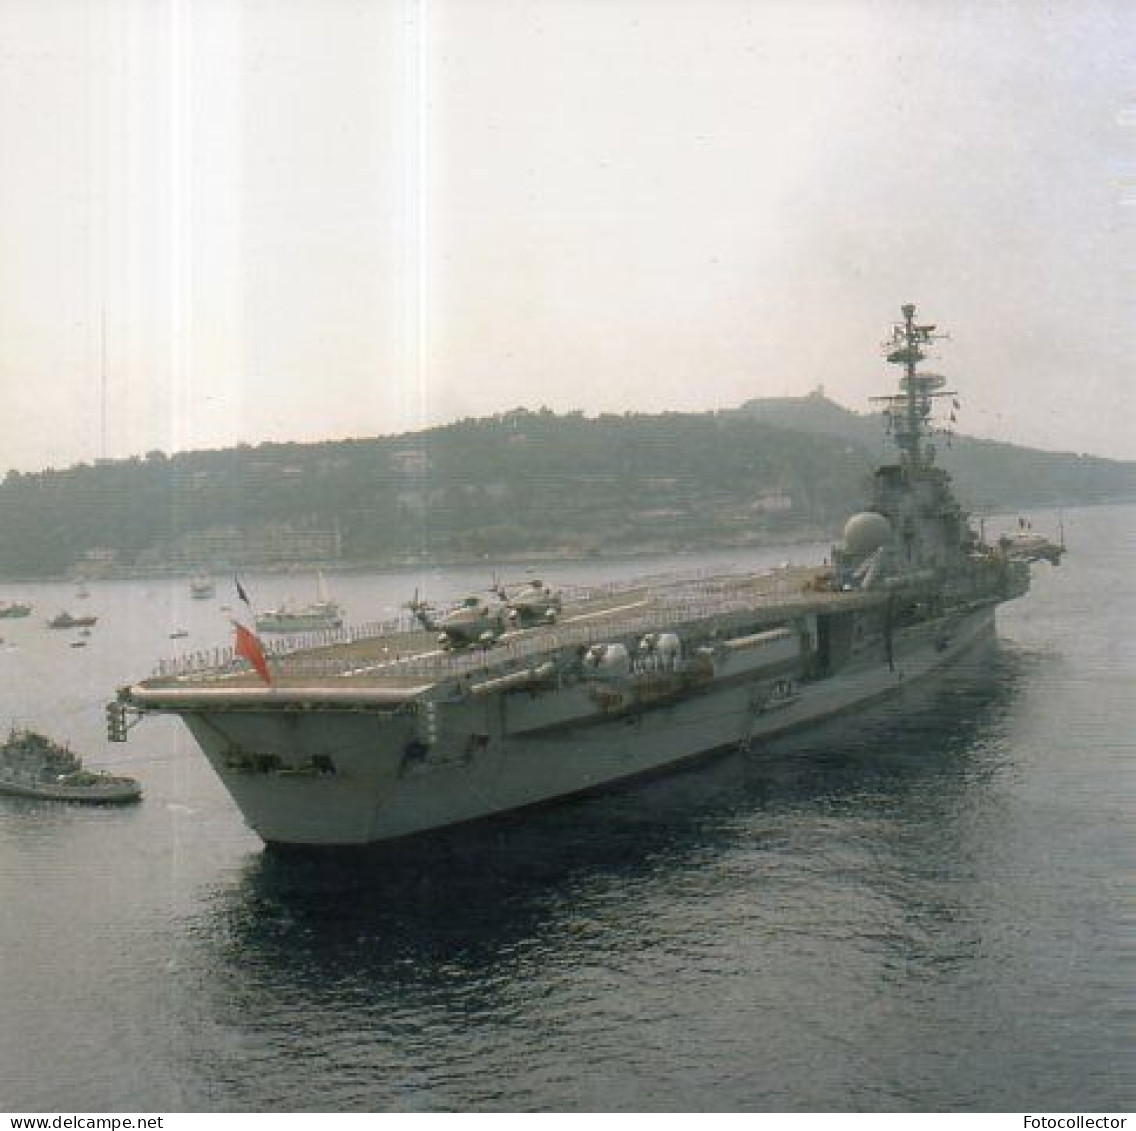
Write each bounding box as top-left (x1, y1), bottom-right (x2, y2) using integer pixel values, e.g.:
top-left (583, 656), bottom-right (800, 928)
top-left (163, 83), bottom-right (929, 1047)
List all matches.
top-left (108, 305), bottom-right (1064, 848)
top-left (0, 729), bottom-right (141, 803)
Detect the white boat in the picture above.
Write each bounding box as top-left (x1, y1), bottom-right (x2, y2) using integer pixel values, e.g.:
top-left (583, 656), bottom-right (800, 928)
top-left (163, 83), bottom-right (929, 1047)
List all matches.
top-left (109, 305), bottom-right (1063, 848)
top-left (189, 576), bottom-right (216, 600)
top-left (254, 574), bottom-right (343, 633)
top-left (255, 601), bottom-right (343, 633)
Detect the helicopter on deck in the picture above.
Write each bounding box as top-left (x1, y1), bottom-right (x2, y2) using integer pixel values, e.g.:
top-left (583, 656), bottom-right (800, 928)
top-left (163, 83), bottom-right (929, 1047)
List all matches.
top-left (492, 576), bottom-right (563, 627)
top-left (406, 590), bottom-right (509, 650)
top-left (997, 517), bottom-right (1066, 566)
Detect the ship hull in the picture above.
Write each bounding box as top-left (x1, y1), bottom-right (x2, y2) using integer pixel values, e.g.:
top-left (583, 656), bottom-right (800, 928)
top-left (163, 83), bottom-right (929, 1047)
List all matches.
top-left (180, 604), bottom-right (995, 847)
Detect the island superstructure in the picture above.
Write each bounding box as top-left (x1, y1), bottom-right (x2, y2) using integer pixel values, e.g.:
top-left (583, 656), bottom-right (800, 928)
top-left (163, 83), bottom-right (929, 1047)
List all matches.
top-left (108, 305), bottom-right (1061, 847)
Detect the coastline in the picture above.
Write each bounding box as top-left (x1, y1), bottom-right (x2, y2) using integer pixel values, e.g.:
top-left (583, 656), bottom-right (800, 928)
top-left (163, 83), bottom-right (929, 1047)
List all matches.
top-left (0, 526), bottom-right (837, 585)
top-left (0, 493), bottom-right (1122, 586)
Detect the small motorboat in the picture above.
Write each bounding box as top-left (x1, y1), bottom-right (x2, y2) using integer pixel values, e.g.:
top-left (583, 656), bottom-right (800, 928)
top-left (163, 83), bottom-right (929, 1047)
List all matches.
top-left (48, 612), bottom-right (98, 630)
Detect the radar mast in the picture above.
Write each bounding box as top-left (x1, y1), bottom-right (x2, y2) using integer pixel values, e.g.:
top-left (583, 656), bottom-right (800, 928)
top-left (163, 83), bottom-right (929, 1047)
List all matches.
top-left (871, 303), bottom-right (957, 469)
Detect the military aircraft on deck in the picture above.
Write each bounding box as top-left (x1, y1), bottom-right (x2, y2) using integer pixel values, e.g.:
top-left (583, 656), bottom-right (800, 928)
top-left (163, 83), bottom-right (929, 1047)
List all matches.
top-left (492, 577), bottom-right (563, 627)
top-left (407, 590), bottom-right (509, 649)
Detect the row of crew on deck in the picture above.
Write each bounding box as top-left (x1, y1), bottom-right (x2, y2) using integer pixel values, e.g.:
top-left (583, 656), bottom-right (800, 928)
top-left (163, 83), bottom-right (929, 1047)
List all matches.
top-left (582, 632), bottom-right (683, 678)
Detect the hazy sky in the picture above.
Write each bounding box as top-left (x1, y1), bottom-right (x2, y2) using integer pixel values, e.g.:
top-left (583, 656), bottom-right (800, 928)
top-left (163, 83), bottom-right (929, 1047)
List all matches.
top-left (0, 0), bottom-right (1133, 471)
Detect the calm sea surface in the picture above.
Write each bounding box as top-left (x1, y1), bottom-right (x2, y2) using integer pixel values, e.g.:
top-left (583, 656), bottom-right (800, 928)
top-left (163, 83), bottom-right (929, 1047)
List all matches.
top-left (0, 506), bottom-right (1131, 1112)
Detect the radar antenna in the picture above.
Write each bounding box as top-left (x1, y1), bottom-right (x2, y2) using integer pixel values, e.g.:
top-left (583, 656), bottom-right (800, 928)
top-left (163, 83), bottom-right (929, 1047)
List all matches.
top-left (870, 303), bottom-right (957, 468)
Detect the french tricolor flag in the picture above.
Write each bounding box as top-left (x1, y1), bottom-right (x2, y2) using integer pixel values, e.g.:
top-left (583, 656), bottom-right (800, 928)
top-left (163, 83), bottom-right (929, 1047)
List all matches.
top-left (232, 577), bottom-right (272, 686)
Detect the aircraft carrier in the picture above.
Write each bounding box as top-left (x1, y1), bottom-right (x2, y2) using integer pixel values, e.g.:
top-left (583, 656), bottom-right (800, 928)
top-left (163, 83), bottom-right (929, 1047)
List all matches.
top-left (108, 305), bottom-right (1063, 847)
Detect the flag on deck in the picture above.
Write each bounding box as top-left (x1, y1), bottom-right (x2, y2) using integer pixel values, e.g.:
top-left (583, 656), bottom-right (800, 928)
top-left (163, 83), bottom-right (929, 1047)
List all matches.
top-left (231, 577), bottom-right (271, 685)
top-left (233, 620), bottom-right (272, 686)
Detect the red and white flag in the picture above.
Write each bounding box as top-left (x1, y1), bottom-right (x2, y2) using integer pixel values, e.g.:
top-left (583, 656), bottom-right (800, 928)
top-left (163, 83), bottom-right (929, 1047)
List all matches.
top-left (231, 577), bottom-right (272, 685)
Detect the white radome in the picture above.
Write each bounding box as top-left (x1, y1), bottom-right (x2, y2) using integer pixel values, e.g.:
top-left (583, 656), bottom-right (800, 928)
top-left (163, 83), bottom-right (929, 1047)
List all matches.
top-left (843, 511), bottom-right (892, 557)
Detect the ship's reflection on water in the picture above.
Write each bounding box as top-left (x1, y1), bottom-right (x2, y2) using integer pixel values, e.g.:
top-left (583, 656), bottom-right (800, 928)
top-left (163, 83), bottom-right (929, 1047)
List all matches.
top-left (178, 641), bottom-right (1044, 1110)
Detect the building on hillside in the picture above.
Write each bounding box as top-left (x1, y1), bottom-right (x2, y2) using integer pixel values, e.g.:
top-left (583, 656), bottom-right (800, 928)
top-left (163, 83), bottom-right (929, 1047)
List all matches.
top-left (136, 523), bottom-right (342, 571)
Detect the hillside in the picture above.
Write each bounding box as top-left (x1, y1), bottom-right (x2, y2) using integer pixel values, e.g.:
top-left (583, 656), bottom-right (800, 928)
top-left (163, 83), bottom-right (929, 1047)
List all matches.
top-left (736, 391), bottom-right (1135, 509)
top-left (0, 401), bottom-right (1132, 579)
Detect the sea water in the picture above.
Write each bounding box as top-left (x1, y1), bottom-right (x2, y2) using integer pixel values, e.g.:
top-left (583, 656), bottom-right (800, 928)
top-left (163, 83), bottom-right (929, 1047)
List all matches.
top-left (0, 506), bottom-right (1130, 1112)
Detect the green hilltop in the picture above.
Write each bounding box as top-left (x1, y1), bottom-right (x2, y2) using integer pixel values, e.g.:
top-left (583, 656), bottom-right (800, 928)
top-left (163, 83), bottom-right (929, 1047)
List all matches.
top-left (1, 396), bottom-right (1132, 578)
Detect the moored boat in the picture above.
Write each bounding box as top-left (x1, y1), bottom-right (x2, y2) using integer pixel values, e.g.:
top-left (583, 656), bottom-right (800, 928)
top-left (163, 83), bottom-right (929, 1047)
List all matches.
top-left (48, 611), bottom-right (98, 630)
top-left (0, 728), bottom-right (141, 803)
top-left (109, 305), bottom-right (1064, 848)
top-left (255, 600), bottom-right (343, 633)
top-left (254, 574), bottom-right (343, 632)
top-left (190, 576), bottom-right (216, 599)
